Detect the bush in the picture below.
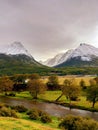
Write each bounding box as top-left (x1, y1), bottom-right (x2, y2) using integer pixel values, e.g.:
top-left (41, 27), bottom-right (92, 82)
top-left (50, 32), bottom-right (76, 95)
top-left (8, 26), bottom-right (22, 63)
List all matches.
top-left (10, 109), bottom-right (18, 118)
top-left (8, 92), bottom-right (16, 96)
top-left (0, 103), bottom-right (5, 108)
top-left (41, 114), bottom-right (52, 123)
top-left (70, 96), bottom-right (78, 101)
top-left (0, 107), bottom-right (18, 118)
top-left (28, 109), bottom-right (39, 120)
top-left (59, 115), bottom-right (98, 130)
top-left (12, 105), bottom-right (27, 113)
top-left (27, 108), bottom-right (52, 123)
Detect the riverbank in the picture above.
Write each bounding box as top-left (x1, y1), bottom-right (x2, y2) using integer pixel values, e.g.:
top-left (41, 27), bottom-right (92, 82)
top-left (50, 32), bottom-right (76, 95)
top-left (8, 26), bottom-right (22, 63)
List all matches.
top-left (0, 90), bottom-right (98, 113)
top-left (0, 91), bottom-right (98, 112)
top-left (0, 95), bottom-right (98, 121)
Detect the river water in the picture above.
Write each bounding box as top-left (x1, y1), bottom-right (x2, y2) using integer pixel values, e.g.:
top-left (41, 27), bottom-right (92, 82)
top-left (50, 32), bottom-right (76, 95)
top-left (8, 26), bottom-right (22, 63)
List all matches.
top-left (0, 96), bottom-right (98, 121)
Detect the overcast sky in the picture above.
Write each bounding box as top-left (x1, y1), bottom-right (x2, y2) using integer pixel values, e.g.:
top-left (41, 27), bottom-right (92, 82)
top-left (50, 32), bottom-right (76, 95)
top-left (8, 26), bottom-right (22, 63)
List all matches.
top-left (0, 0), bottom-right (98, 61)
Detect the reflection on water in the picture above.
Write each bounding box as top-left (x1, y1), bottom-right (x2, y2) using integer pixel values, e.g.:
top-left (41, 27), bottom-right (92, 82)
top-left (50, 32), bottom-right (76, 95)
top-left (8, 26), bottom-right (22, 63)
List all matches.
top-left (0, 96), bottom-right (98, 121)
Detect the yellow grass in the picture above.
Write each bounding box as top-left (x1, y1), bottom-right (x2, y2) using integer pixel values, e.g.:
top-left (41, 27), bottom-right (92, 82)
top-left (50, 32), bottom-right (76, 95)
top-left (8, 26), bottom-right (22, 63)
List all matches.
top-left (41, 75), bottom-right (94, 86)
top-left (0, 117), bottom-right (59, 130)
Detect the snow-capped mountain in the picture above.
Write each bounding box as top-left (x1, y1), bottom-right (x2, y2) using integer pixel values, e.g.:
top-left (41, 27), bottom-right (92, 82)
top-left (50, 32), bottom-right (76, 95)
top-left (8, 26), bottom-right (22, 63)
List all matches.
top-left (41, 43), bottom-right (98, 67)
top-left (56, 43), bottom-right (98, 67)
top-left (0, 42), bottom-right (43, 72)
top-left (68, 43), bottom-right (98, 61)
top-left (58, 49), bottom-right (73, 64)
top-left (41, 49), bottom-right (73, 67)
top-left (40, 53), bottom-right (64, 67)
top-left (0, 41), bottom-right (32, 57)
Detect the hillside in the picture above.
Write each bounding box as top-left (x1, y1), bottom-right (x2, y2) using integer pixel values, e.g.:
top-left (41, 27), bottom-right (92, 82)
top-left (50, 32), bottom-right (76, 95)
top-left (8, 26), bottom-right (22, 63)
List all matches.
top-left (0, 42), bottom-right (53, 75)
top-left (0, 117), bottom-right (59, 130)
top-left (0, 53), bottom-right (53, 75)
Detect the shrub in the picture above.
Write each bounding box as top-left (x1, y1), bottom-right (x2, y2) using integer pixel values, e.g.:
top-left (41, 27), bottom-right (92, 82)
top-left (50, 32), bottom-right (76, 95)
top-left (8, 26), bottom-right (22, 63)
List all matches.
top-left (12, 105), bottom-right (27, 113)
top-left (0, 103), bottom-right (5, 108)
top-left (0, 107), bottom-right (18, 118)
top-left (10, 109), bottom-right (18, 118)
top-left (70, 96), bottom-right (78, 101)
top-left (59, 115), bottom-right (98, 130)
top-left (41, 114), bottom-right (52, 123)
top-left (8, 92), bottom-right (16, 96)
top-left (27, 108), bottom-right (52, 123)
top-left (29, 109), bottom-right (39, 120)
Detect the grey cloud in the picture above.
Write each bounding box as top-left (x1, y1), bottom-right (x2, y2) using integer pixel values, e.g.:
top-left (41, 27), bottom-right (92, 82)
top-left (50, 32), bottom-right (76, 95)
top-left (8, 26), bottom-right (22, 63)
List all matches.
top-left (0, 0), bottom-right (98, 60)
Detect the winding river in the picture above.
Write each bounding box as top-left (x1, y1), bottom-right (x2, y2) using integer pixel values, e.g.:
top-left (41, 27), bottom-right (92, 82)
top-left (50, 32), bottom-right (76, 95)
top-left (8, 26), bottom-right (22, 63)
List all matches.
top-left (0, 96), bottom-right (98, 121)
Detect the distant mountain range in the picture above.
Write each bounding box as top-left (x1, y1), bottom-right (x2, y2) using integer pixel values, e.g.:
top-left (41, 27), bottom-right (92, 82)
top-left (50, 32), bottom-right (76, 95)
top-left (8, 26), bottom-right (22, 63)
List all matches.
top-left (0, 42), bottom-right (48, 75)
top-left (41, 43), bottom-right (98, 67)
top-left (1, 42), bottom-right (98, 76)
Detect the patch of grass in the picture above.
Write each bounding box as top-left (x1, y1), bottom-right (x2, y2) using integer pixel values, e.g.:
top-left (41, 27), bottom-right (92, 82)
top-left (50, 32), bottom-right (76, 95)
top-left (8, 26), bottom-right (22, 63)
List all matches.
top-left (13, 91), bottom-right (32, 100)
top-left (42, 75), bottom-right (94, 86)
top-left (0, 117), bottom-right (60, 130)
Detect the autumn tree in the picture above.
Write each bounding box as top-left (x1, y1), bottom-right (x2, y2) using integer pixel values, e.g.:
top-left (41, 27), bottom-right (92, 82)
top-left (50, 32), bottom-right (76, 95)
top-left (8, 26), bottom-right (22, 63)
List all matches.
top-left (86, 79), bottom-right (98, 108)
top-left (0, 76), bottom-right (14, 95)
top-left (47, 75), bottom-right (60, 90)
top-left (56, 78), bottom-right (80, 105)
top-left (10, 74), bottom-right (27, 84)
top-left (59, 115), bottom-right (98, 130)
top-left (29, 73), bottom-right (40, 80)
top-left (10, 74), bottom-right (28, 92)
top-left (27, 79), bottom-right (46, 99)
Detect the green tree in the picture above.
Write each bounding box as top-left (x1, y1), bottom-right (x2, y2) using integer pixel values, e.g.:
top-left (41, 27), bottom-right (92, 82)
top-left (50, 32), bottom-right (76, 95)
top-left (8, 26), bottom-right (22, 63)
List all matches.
top-left (47, 75), bottom-right (60, 90)
top-left (0, 76), bottom-right (14, 95)
top-left (56, 78), bottom-right (80, 105)
top-left (27, 79), bottom-right (46, 99)
top-left (86, 79), bottom-right (98, 108)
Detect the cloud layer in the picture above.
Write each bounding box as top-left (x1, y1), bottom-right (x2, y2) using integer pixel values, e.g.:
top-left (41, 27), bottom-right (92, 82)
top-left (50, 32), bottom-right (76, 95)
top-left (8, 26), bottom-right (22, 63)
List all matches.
top-left (0, 0), bottom-right (98, 60)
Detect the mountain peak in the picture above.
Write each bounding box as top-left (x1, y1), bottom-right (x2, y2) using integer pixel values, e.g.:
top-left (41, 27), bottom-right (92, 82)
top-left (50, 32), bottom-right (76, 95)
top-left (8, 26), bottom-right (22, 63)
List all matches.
top-left (0, 41), bottom-right (32, 57)
top-left (68, 43), bottom-right (98, 61)
top-left (41, 43), bottom-right (98, 67)
top-left (80, 43), bottom-right (87, 46)
top-left (11, 41), bottom-right (24, 48)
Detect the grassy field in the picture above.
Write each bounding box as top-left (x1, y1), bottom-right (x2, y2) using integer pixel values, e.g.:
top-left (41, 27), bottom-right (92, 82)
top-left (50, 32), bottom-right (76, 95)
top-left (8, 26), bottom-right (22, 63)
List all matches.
top-left (0, 117), bottom-right (60, 130)
top-left (39, 91), bottom-right (98, 110)
top-left (41, 75), bottom-right (94, 86)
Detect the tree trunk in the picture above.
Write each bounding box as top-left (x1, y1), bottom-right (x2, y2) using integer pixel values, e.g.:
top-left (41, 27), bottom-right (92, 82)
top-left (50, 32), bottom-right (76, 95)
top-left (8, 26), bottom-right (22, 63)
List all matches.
top-left (92, 97), bottom-right (96, 108)
top-left (69, 99), bottom-right (72, 109)
top-left (33, 91), bottom-right (38, 99)
top-left (55, 93), bottom-right (63, 102)
top-left (92, 101), bottom-right (95, 108)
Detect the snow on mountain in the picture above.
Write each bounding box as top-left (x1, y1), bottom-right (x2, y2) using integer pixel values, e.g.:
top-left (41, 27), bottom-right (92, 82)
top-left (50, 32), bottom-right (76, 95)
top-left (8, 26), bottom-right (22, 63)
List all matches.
top-left (0, 42), bottom-right (32, 57)
top-left (58, 49), bottom-right (74, 64)
top-left (41, 43), bottom-right (98, 67)
top-left (68, 43), bottom-right (98, 61)
top-left (41, 53), bottom-right (64, 67)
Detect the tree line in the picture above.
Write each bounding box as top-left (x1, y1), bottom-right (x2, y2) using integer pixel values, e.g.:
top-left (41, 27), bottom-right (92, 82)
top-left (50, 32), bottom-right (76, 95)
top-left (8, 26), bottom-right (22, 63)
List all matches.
top-left (0, 74), bottom-right (98, 108)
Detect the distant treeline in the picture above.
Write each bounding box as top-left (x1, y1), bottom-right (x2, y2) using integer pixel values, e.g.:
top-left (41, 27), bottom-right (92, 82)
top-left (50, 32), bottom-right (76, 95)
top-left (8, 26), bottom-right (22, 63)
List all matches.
top-left (0, 66), bottom-right (98, 76)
